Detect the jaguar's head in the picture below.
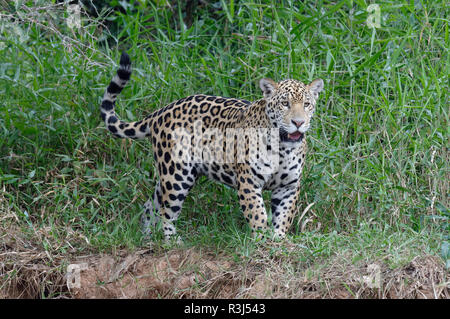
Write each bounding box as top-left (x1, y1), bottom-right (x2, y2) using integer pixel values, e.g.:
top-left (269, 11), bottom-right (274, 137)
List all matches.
top-left (260, 78), bottom-right (324, 145)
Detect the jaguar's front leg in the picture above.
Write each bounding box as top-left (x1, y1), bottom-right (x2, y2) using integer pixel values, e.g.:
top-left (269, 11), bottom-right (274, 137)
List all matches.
top-left (271, 185), bottom-right (301, 239)
top-left (237, 177), bottom-right (269, 237)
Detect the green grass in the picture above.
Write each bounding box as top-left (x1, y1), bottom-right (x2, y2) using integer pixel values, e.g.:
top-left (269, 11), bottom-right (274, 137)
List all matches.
top-left (0, 0), bottom-right (448, 272)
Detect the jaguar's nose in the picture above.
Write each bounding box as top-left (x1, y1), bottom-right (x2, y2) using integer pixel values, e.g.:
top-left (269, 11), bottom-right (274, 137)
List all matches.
top-left (291, 119), bottom-right (305, 128)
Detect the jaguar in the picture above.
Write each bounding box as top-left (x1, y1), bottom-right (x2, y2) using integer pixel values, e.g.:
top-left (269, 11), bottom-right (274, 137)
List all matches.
top-left (100, 52), bottom-right (324, 241)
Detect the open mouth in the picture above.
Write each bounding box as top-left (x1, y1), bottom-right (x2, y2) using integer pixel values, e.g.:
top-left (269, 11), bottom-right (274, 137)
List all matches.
top-left (287, 131), bottom-right (304, 142)
top-left (279, 129), bottom-right (305, 143)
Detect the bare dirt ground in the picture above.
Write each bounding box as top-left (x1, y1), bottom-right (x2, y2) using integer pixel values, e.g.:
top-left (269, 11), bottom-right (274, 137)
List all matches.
top-left (1, 231), bottom-right (449, 299)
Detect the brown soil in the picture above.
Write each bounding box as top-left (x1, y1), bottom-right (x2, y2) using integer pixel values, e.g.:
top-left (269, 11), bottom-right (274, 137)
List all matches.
top-left (1, 236), bottom-right (449, 299)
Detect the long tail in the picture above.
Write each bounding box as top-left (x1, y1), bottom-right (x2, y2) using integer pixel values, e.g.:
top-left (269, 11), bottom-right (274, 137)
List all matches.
top-left (100, 52), bottom-right (150, 139)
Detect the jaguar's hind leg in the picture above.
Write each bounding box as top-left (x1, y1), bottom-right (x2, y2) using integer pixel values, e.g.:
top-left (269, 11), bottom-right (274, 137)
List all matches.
top-left (141, 181), bottom-right (162, 237)
top-left (157, 164), bottom-right (197, 242)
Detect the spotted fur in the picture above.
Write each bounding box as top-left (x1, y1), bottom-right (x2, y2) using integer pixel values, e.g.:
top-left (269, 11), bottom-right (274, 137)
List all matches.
top-left (101, 52), bottom-right (324, 241)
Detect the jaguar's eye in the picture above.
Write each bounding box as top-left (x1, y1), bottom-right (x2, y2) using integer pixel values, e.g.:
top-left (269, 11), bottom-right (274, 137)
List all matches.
top-left (281, 101), bottom-right (289, 107)
top-left (304, 102), bottom-right (311, 108)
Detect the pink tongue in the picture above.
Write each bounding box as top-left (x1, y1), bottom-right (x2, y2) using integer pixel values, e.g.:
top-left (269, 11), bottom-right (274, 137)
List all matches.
top-left (288, 132), bottom-right (302, 140)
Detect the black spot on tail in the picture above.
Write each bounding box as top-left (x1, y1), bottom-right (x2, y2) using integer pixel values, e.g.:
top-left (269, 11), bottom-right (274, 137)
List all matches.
top-left (117, 69), bottom-right (131, 80)
top-left (102, 100), bottom-right (114, 111)
top-left (108, 116), bottom-right (118, 124)
top-left (108, 125), bottom-right (118, 133)
top-left (107, 81), bottom-right (122, 94)
top-left (120, 52), bottom-right (131, 66)
top-left (117, 53), bottom-right (132, 80)
top-left (124, 128), bottom-right (136, 137)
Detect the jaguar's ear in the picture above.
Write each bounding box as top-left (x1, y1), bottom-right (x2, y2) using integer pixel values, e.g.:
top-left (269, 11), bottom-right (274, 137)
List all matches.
top-left (308, 79), bottom-right (324, 99)
top-left (259, 78), bottom-right (278, 99)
